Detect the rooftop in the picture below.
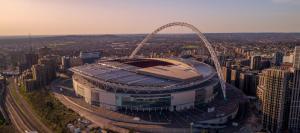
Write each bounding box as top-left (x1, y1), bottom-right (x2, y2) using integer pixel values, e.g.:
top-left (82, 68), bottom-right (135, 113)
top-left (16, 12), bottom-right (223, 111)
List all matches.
top-left (71, 58), bottom-right (215, 87)
top-left (137, 65), bottom-right (201, 81)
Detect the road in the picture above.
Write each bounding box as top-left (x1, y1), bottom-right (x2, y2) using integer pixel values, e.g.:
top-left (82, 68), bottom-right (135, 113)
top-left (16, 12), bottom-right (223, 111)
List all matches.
top-left (4, 78), bottom-right (52, 133)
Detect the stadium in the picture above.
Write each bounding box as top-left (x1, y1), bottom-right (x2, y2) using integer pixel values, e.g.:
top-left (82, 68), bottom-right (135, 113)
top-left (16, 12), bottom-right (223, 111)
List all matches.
top-left (72, 58), bottom-right (220, 111)
top-left (69, 22), bottom-right (246, 130)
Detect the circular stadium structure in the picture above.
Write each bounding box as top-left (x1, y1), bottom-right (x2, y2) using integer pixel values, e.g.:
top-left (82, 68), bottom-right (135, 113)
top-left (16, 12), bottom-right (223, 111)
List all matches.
top-left (69, 22), bottom-right (246, 131)
top-left (70, 58), bottom-right (245, 129)
top-left (72, 58), bottom-right (220, 111)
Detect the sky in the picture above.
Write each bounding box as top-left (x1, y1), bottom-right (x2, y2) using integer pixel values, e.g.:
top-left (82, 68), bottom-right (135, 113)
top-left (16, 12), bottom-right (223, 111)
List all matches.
top-left (0, 0), bottom-right (300, 35)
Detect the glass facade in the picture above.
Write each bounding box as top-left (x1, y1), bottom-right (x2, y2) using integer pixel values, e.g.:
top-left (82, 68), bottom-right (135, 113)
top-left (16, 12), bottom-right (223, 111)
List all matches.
top-left (120, 95), bottom-right (171, 109)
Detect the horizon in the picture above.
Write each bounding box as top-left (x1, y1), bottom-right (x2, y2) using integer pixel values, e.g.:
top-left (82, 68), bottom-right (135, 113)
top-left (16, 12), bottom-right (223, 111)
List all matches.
top-left (1, 32), bottom-right (300, 38)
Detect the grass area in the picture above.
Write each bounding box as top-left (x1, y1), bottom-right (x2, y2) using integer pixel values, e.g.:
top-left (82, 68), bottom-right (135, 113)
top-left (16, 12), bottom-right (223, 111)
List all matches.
top-left (18, 85), bottom-right (80, 133)
top-left (0, 113), bottom-right (5, 126)
top-left (0, 113), bottom-right (15, 133)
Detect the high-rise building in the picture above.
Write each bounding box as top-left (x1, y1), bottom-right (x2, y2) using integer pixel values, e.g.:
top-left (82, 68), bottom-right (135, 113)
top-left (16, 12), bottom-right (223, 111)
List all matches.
top-left (239, 72), bottom-right (258, 96)
top-left (257, 67), bottom-right (293, 133)
top-left (288, 46), bottom-right (300, 132)
top-left (289, 69), bottom-right (300, 132)
top-left (250, 55), bottom-right (261, 70)
top-left (38, 56), bottom-right (57, 83)
top-left (222, 66), bottom-right (231, 83)
top-left (273, 52), bottom-right (284, 66)
top-left (31, 64), bottom-right (46, 86)
top-left (230, 67), bottom-right (240, 87)
top-left (293, 46), bottom-right (300, 69)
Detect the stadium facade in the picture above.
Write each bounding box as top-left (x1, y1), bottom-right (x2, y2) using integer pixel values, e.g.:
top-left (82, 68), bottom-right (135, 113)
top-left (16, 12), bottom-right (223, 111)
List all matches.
top-left (71, 58), bottom-right (245, 128)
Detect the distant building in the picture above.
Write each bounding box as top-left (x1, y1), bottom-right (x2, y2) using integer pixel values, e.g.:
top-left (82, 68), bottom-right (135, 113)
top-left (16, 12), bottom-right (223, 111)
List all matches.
top-left (283, 54), bottom-right (294, 64)
top-left (225, 59), bottom-right (233, 68)
top-left (0, 75), bottom-right (5, 92)
top-left (18, 56), bottom-right (57, 92)
top-left (61, 56), bottom-right (71, 70)
top-left (250, 55), bottom-right (261, 70)
top-left (38, 46), bottom-right (52, 57)
top-left (17, 63), bottom-right (28, 73)
top-left (218, 54), bottom-right (228, 66)
top-left (257, 67), bottom-right (293, 133)
top-left (25, 53), bottom-right (38, 69)
top-left (273, 52), bottom-right (284, 66)
top-left (260, 60), bottom-right (272, 70)
top-left (236, 59), bottom-right (250, 67)
top-left (79, 51), bottom-right (101, 64)
top-left (70, 57), bottom-right (83, 67)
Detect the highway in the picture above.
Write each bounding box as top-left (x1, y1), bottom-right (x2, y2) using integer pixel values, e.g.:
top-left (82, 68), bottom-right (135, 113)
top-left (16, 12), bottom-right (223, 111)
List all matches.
top-left (4, 78), bottom-right (52, 133)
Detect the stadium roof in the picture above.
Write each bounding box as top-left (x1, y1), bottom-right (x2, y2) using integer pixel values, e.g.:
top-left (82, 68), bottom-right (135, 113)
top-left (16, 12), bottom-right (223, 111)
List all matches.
top-left (70, 58), bottom-right (215, 87)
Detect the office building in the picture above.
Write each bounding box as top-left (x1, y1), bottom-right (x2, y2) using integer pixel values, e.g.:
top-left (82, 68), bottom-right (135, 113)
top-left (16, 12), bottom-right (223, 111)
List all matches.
top-left (250, 55), bottom-right (261, 70)
top-left (236, 59), bottom-right (250, 67)
top-left (222, 66), bottom-right (231, 83)
top-left (260, 60), bottom-right (272, 70)
top-left (61, 56), bottom-right (71, 70)
top-left (239, 72), bottom-right (258, 96)
top-left (273, 52), bottom-right (284, 66)
top-left (288, 46), bottom-right (300, 132)
top-left (293, 46), bottom-right (300, 69)
top-left (230, 67), bottom-right (240, 87)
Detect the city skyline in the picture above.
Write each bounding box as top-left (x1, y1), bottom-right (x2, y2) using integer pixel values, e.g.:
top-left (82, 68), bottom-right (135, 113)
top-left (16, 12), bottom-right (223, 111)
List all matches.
top-left (1, 0), bottom-right (300, 132)
top-left (1, 0), bottom-right (300, 35)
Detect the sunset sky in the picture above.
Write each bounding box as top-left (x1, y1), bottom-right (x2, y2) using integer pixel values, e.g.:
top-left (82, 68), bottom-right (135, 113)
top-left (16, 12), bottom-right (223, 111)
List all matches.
top-left (1, 0), bottom-right (300, 35)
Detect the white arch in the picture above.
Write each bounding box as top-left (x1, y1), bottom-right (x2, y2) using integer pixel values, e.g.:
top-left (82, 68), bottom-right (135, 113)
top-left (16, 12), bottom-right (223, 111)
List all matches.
top-left (129, 22), bottom-right (226, 99)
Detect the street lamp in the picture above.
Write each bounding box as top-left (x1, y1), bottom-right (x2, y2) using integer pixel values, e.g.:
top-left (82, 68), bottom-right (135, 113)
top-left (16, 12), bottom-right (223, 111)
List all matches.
top-left (190, 122), bottom-right (194, 133)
